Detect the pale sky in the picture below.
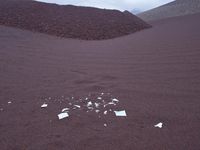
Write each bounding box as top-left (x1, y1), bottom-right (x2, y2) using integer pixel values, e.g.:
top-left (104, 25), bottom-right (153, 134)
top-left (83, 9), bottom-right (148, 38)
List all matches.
top-left (35, 0), bottom-right (174, 11)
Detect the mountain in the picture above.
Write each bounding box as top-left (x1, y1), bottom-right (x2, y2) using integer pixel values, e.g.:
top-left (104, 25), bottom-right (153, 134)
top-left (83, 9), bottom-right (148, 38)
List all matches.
top-left (0, 0), bottom-right (151, 40)
top-left (137, 0), bottom-right (200, 21)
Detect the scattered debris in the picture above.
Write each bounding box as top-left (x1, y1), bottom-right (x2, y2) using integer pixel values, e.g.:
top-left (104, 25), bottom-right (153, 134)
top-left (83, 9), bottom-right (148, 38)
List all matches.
top-left (104, 123), bottom-right (107, 127)
top-left (8, 101), bottom-right (12, 104)
top-left (154, 122), bottom-right (163, 128)
top-left (58, 112), bottom-right (69, 120)
top-left (41, 103), bottom-right (48, 108)
top-left (114, 110), bottom-right (127, 117)
top-left (41, 92), bottom-right (127, 123)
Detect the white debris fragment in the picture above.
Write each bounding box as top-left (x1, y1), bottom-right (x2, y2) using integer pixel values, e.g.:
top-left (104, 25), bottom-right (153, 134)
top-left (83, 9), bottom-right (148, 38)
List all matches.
top-left (41, 103), bottom-right (48, 108)
top-left (97, 97), bottom-right (102, 100)
top-left (109, 109), bottom-right (112, 112)
top-left (101, 93), bottom-right (104, 95)
top-left (154, 122), bottom-right (163, 128)
top-left (74, 105), bottom-right (81, 108)
top-left (108, 102), bottom-right (116, 105)
top-left (104, 110), bottom-right (108, 115)
top-left (104, 123), bottom-right (107, 127)
top-left (62, 108), bottom-right (70, 112)
top-left (8, 101), bottom-right (12, 104)
top-left (114, 110), bottom-right (127, 117)
top-left (95, 110), bottom-right (100, 113)
top-left (58, 112), bottom-right (69, 120)
top-left (85, 97), bottom-right (88, 100)
top-left (104, 102), bottom-right (116, 107)
top-left (87, 101), bottom-right (92, 107)
top-left (94, 103), bottom-right (100, 108)
top-left (112, 98), bottom-right (119, 102)
top-left (88, 107), bottom-right (93, 110)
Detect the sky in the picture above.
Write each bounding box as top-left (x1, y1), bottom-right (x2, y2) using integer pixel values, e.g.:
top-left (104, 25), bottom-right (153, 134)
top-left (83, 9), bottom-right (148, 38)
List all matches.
top-left (35, 0), bottom-right (174, 12)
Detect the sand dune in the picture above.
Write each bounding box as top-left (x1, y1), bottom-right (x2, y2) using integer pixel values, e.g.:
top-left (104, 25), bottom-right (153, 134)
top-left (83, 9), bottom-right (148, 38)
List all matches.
top-left (0, 0), bottom-right (150, 40)
top-left (0, 11), bottom-right (200, 149)
top-left (138, 0), bottom-right (200, 21)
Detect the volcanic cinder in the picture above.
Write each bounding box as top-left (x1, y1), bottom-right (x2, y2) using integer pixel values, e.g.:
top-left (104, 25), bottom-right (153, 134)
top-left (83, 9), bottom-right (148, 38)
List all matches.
top-left (0, 0), bottom-right (151, 40)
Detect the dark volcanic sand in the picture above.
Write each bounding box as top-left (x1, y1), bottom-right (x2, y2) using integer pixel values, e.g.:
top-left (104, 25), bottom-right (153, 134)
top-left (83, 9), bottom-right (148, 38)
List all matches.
top-left (0, 13), bottom-right (200, 150)
top-left (0, 0), bottom-right (150, 40)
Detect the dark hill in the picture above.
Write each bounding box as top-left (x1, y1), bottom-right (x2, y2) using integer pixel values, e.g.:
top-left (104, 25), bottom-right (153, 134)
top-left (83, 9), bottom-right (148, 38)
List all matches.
top-left (0, 0), bottom-right (151, 40)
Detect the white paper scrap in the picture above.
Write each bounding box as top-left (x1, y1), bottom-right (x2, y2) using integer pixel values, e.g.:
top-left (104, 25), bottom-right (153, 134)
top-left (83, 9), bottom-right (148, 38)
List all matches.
top-left (112, 98), bottom-right (119, 102)
top-left (74, 105), bottom-right (81, 108)
top-left (114, 110), bottom-right (127, 117)
top-left (58, 112), bottom-right (69, 120)
top-left (62, 108), bottom-right (70, 112)
top-left (41, 103), bottom-right (48, 108)
top-left (108, 102), bottom-right (116, 105)
top-left (154, 122), bottom-right (163, 128)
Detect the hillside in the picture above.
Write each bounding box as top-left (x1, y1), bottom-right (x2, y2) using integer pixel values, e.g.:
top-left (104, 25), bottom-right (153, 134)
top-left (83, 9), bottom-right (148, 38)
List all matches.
top-left (137, 0), bottom-right (200, 21)
top-left (0, 0), bottom-right (151, 40)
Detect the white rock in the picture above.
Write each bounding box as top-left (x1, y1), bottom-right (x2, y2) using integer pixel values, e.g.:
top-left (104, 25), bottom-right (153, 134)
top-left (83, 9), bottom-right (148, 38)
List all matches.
top-left (154, 122), bottom-right (163, 128)
top-left (114, 110), bottom-right (127, 117)
top-left (8, 101), bottom-right (12, 104)
top-left (97, 97), bottom-right (102, 100)
top-left (41, 103), bottom-right (48, 108)
top-left (58, 112), bottom-right (69, 120)
top-left (104, 123), bottom-right (107, 127)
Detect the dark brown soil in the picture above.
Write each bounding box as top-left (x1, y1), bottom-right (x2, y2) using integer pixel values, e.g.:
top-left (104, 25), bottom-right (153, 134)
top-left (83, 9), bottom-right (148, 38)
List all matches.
top-left (0, 0), bottom-right (151, 40)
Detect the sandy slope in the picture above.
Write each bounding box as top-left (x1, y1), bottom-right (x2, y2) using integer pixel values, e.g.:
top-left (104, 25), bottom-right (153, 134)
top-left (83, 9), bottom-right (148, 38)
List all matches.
top-left (0, 13), bottom-right (200, 150)
top-left (138, 0), bottom-right (200, 21)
